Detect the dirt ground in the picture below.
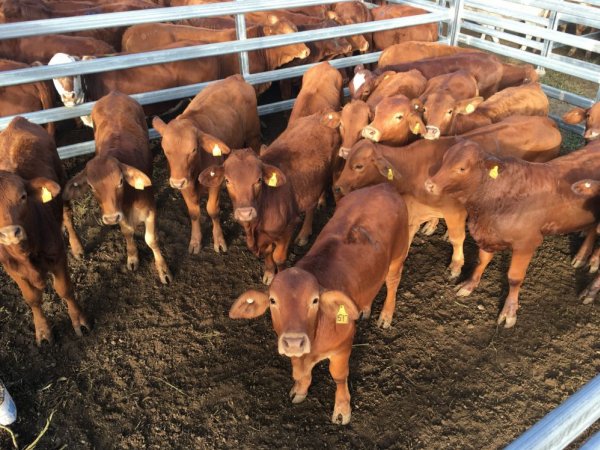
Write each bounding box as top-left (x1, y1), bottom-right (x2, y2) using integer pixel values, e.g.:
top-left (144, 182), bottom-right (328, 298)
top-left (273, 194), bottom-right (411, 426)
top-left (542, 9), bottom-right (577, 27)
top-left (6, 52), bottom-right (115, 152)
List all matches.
top-left (0, 108), bottom-right (599, 449)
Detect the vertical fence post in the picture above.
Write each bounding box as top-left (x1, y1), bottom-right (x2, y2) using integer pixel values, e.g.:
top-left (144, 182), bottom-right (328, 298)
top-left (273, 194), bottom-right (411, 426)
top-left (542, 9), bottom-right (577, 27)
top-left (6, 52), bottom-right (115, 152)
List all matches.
top-left (234, 0), bottom-right (250, 77)
top-left (538, 9), bottom-right (559, 76)
top-left (448, 0), bottom-right (464, 45)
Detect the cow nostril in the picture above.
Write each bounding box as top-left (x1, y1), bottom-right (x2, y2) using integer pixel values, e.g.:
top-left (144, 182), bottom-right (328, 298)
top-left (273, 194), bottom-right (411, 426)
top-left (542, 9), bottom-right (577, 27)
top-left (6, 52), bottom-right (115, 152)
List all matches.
top-left (13, 227), bottom-right (20, 237)
top-left (333, 186), bottom-right (342, 194)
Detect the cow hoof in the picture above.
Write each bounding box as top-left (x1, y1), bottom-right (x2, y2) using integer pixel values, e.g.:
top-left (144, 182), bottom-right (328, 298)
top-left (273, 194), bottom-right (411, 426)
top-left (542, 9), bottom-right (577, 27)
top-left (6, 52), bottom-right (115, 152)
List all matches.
top-left (262, 271), bottom-right (274, 285)
top-left (36, 327), bottom-right (54, 346)
top-left (582, 295), bottom-right (595, 305)
top-left (159, 268), bottom-right (173, 285)
top-left (188, 241), bottom-right (201, 255)
top-left (376, 314), bottom-right (392, 329)
top-left (497, 314), bottom-right (517, 328)
top-left (71, 246), bottom-right (85, 261)
top-left (420, 219), bottom-right (438, 236)
top-left (127, 256), bottom-right (139, 272)
top-left (331, 405), bottom-right (351, 425)
top-left (580, 289), bottom-right (596, 305)
top-left (571, 256), bottom-right (586, 269)
top-left (589, 260), bottom-right (599, 274)
top-left (360, 309), bottom-right (371, 320)
top-left (289, 385), bottom-right (307, 403)
top-left (448, 263), bottom-right (462, 280)
top-left (214, 240), bottom-right (228, 253)
top-left (295, 236), bottom-right (309, 247)
top-left (455, 282), bottom-right (475, 297)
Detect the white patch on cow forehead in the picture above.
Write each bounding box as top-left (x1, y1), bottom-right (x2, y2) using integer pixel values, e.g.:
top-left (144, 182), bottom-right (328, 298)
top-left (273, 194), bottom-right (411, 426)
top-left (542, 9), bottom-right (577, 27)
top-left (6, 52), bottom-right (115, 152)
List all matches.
top-left (352, 72), bottom-right (366, 92)
top-left (48, 53), bottom-right (77, 66)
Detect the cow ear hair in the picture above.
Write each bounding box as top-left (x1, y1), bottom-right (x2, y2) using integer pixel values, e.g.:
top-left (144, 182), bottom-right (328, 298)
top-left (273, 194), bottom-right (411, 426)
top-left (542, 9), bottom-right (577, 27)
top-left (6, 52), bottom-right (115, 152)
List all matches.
top-left (26, 177), bottom-right (61, 203)
top-left (262, 164), bottom-right (287, 187)
top-left (371, 147), bottom-right (400, 181)
top-left (197, 131), bottom-right (231, 157)
top-left (119, 162), bottom-right (152, 190)
top-left (63, 170), bottom-right (89, 201)
top-left (198, 165), bottom-right (224, 188)
top-left (571, 179), bottom-right (600, 197)
top-left (229, 290), bottom-right (270, 319)
top-left (319, 290), bottom-right (360, 322)
top-left (320, 111), bottom-right (341, 128)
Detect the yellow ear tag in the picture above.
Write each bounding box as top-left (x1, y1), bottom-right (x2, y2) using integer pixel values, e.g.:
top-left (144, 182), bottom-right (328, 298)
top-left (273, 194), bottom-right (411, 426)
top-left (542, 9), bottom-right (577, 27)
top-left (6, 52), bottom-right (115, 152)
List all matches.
top-left (41, 186), bottom-right (53, 203)
top-left (212, 144), bottom-right (222, 157)
top-left (336, 304), bottom-right (349, 324)
top-left (465, 104), bottom-right (475, 114)
top-left (412, 122), bottom-right (420, 133)
top-left (384, 74), bottom-right (390, 80)
top-left (267, 172), bottom-right (278, 187)
top-left (387, 168), bottom-right (394, 181)
top-left (489, 165), bottom-right (499, 179)
top-left (134, 178), bottom-right (145, 190)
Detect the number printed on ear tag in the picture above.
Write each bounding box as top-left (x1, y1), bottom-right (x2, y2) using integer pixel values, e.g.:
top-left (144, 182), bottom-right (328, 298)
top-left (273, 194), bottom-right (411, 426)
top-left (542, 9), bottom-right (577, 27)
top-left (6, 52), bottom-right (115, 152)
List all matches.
top-left (336, 305), bottom-right (349, 324)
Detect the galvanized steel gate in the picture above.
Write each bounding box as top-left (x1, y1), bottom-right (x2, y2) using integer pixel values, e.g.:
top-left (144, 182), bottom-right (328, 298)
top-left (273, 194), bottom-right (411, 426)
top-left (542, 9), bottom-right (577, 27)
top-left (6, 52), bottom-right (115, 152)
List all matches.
top-left (0, 3), bottom-right (599, 445)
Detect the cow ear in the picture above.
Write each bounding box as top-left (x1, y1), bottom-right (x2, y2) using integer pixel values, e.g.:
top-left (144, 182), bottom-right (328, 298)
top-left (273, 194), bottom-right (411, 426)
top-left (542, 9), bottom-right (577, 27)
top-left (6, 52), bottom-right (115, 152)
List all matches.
top-left (483, 156), bottom-right (504, 179)
top-left (198, 165), bottom-right (224, 187)
top-left (259, 144), bottom-right (268, 155)
top-left (319, 290), bottom-right (360, 323)
top-left (562, 107), bottom-right (587, 124)
top-left (262, 164), bottom-right (287, 187)
top-left (198, 132), bottom-right (231, 157)
top-left (372, 151), bottom-right (399, 181)
top-left (408, 113), bottom-right (425, 136)
top-left (326, 10), bottom-right (338, 20)
top-left (456, 97), bottom-right (484, 115)
top-left (63, 170), bottom-right (89, 201)
top-left (320, 111), bottom-right (341, 129)
top-left (152, 116), bottom-right (167, 136)
top-left (26, 177), bottom-right (61, 203)
top-left (119, 163), bottom-right (152, 190)
top-left (412, 98), bottom-right (424, 112)
top-left (571, 179), bottom-right (600, 197)
top-left (267, 14), bottom-right (279, 25)
top-left (229, 290), bottom-right (270, 319)
top-left (354, 64), bottom-right (364, 74)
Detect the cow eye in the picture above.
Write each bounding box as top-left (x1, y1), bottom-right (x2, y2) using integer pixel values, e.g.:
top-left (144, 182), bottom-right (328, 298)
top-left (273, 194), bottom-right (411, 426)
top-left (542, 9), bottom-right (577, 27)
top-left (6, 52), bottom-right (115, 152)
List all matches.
top-left (257, 177), bottom-right (262, 184)
top-left (191, 147), bottom-right (197, 153)
top-left (269, 297), bottom-right (276, 305)
top-left (225, 178), bottom-right (230, 185)
top-left (447, 109), bottom-right (453, 115)
top-left (395, 113), bottom-right (403, 121)
top-left (312, 297), bottom-right (319, 305)
top-left (458, 167), bottom-right (466, 173)
top-left (118, 176), bottom-right (123, 187)
top-left (20, 192), bottom-right (26, 202)
top-left (354, 164), bottom-right (364, 171)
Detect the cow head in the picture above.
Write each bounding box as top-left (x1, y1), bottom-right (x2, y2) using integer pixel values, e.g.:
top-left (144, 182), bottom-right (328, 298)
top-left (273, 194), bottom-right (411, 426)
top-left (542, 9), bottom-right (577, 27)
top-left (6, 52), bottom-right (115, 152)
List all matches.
top-left (415, 93), bottom-right (484, 140)
top-left (229, 267), bottom-right (359, 357)
top-left (425, 140), bottom-right (495, 203)
top-left (563, 102), bottom-right (600, 141)
top-left (349, 65), bottom-right (377, 100)
top-left (198, 148), bottom-right (286, 223)
top-left (0, 171), bottom-right (60, 245)
top-left (334, 140), bottom-right (398, 197)
top-left (336, 100), bottom-right (370, 159)
top-left (48, 53), bottom-right (86, 107)
top-left (262, 15), bottom-right (310, 67)
top-left (63, 156), bottom-right (151, 225)
top-left (153, 117), bottom-right (229, 190)
top-left (326, 11), bottom-right (369, 53)
top-left (361, 95), bottom-right (425, 145)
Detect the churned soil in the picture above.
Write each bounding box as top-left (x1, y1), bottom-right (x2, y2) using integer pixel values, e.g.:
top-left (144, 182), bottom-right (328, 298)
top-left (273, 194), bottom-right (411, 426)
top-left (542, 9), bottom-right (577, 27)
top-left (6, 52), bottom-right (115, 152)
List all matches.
top-left (0, 113), bottom-right (599, 450)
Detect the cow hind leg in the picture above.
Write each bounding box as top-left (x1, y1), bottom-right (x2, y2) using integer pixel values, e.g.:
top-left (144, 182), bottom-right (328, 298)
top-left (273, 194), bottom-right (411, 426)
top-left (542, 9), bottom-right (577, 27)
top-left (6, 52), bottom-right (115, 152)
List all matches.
top-left (119, 221), bottom-right (139, 271)
top-left (295, 207), bottom-right (315, 246)
top-left (420, 218), bottom-right (439, 236)
top-left (497, 247), bottom-right (536, 328)
top-left (588, 244), bottom-right (600, 274)
top-left (289, 358), bottom-right (314, 404)
top-left (377, 256), bottom-right (405, 329)
top-left (580, 273), bottom-right (600, 305)
top-left (572, 227), bottom-right (596, 268)
top-left (51, 257), bottom-right (90, 337)
top-left (329, 350), bottom-right (352, 425)
top-left (456, 248), bottom-right (495, 297)
top-left (207, 185), bottom-right (227, 253)
top-left (144, 209), bottom-right (173, 284)
top-left (63, 205), bottom-right (84, 259)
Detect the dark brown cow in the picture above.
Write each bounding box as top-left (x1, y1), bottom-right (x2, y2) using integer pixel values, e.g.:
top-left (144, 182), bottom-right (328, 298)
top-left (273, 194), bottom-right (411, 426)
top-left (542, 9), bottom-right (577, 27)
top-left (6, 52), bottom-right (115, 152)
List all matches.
top-left (63, 92), bottom-right (172, 284)
top-left (199, 112), bottom-right (340, 284)
top-left (425, 140), bottom-right (600, 327)
top-left (289, 62), bottom-right (342, 124)
top-left (334, 100), bottom-right (370, 159)
top-left (121, 18), bottom-right (310, 95)
top-left (361, 94), bottom-right (426, 146)
top-left (0, 59), bottom-right (56, 135)
top-left (377, 41), bottom-right (480, 68)
top-left (334, 116), bottom-right (561, 278)
top-left (563, 101), bottom-right (600, 141)
top-left (349, 67), bottom-right (427, 106)
top-left (229, 183), bottom-right (410, 424)
top-left (0, 117), bottom-right (87, 344)
top-left (49, 41), bottom-right (221, 119)
top-left (371, 5), bottom-right (438, 50)
top-left (153, 75), bottom-right (260, 255)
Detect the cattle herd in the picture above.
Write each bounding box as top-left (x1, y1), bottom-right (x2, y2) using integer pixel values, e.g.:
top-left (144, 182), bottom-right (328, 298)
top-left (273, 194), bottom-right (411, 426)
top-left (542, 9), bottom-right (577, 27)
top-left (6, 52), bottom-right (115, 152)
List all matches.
top-left (0, 0), bottom-right (599, 428)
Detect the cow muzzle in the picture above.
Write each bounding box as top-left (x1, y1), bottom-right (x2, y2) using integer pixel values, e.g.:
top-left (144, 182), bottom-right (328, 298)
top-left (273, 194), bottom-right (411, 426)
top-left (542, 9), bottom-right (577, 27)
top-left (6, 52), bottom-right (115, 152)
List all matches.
top-left (424, 126), bottom-right (441, 140)
top-left (0, 225), bottom-right (27, 245)
top-left (234, 207), bottom-right (257, 223)
top-left (424, 178), bottom-right (440, 196)
top-left (278, 332), bottom-right (311, 357)
top-left (338, 147), bottom-right (350, 159)
top-left (361, 126), bottom-right (381, 142)
top-left (169, 178), bottom-right (189, 190)
top-left (102, 212), bottom-right (123, 225)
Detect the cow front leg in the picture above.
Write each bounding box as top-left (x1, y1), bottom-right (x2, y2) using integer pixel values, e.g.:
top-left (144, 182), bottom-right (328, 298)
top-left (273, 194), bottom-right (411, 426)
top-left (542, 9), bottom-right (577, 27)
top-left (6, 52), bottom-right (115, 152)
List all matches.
top-left (63, 204), bottom-right (84, 259)
top-left (263, 245), bottom-right (276, 285)
top-left (144, 209), bottom-right (173, 284)
top-left (295, 207), bottom-right (315, 246)
top-left (444, 208), bottom-right (468, 279)
top-left (207, 185), bottom-right (227, 253)
top-left (289, 357), bottom-right (315, 404)
top-left (51, 257), bottom-right (90, 337)
top-left (329, 350), bottom-right (352, 425)
top-left (498, 247), bottom-right (536, 328)
top-left (8, 271), bottom-right (51, 345)
top-left (273, 226), bottom-right (295, 273)
top-left (456, 248), bottom-right (494, 296)
top-left (180, 184), bottom-right (202, 254)
top-left (377, 256), bottom-right (405, 328)
top-left (420, 218), bottom-right (439, 236)
top-left (119, 221), bottom-right (139, 271)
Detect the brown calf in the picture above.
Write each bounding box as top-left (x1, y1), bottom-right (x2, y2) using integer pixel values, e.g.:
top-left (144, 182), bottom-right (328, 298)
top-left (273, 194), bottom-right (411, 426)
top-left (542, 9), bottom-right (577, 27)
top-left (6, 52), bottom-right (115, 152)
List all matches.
top-left (563, 101), bottom-right (600, 141)
top-left (63, 92), bottom-right (172, 284)
top-left (327, 2), bottom-right (371, 53)
top-left (288, 62), bottom-right (342, 124)
top-left (199, 112), bottom-right (340, 284)
top-left (377, 41), bottom-right (480, 68)
top-left (349, 67), bottom-right (427, 107)
top-left (371, 5), bottom-right (438, 50)
top-left (153, 75), bottom-right (260, 255)
top-left (0, 117), bottom-right (87, 344)
top-left (229, 183), bottom-right (410, 424)
top-left (425, 140), bottom-right (600, 327)
top-left (334, 116), bottom-right (561, 278)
